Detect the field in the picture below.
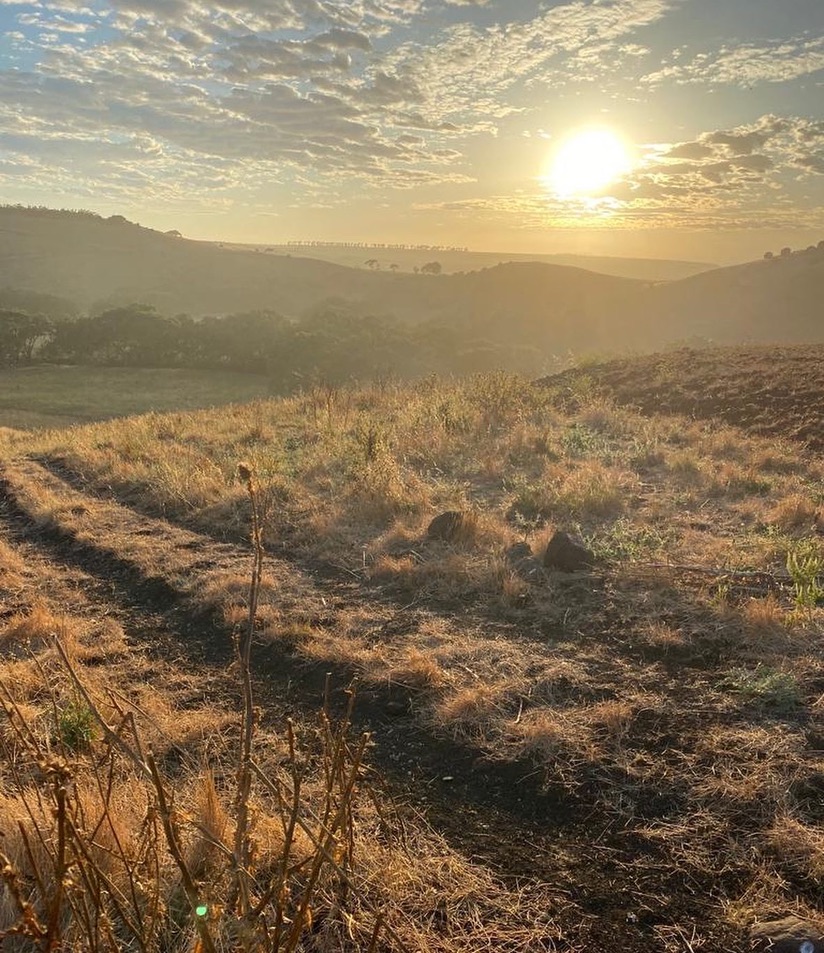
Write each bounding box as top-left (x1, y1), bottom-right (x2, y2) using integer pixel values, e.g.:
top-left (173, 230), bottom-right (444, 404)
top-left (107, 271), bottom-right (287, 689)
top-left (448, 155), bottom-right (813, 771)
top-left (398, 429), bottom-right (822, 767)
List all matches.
top-left (2, 353), bottom-right (824, 950)
top-left (0, 366), bottom-right (271, 429)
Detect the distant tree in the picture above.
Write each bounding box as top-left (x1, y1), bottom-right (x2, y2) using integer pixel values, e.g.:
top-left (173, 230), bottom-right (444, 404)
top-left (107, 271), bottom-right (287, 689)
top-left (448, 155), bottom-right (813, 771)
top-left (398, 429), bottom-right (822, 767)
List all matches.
top-left (818, 240), bottom-right (824, 251)
top-left (420, 261), bottom-right (442, 275)
top-left (0, 310), bottom-right (52, 365)
top-left (763, 251), bottom-right (773, 260)
top-left (45, 304), bottom-right (182, 366)
top-left (364, 259), bottom-right (379, 270)
top-left (165, 229), bottom-right (182, 238)
top-left (195, 310), bottom-right (288, 373)
top-left (780, 246), bottom-right (792, 258)
top-left (389, 263), bottom-right (399, 272)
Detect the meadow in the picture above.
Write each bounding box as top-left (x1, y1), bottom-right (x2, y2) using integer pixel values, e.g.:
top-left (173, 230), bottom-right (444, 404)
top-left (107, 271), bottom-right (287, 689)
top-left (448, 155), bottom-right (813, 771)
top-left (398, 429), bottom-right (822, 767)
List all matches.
top-left (1, 364), bottom-right (823, 950)
top-left (0, 365), bottom-right (272, 429)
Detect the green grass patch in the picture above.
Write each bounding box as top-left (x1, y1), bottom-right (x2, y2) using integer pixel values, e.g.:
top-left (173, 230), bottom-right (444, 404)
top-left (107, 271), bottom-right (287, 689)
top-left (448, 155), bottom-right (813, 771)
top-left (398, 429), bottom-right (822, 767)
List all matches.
top-left (0, 365), bottom-right (271, 428)
top-left (718, 665), bottom-right (802, 715)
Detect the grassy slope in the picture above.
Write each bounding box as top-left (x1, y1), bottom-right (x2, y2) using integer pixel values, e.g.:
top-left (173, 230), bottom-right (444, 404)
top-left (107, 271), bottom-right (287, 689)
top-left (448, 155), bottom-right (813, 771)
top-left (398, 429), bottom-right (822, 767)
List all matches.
top-left (6, 366), bottom-right (824, 945)
top-left (546, 344), bottom-right (824, 450)
top-left (0, 475), bottom-right (550, 952)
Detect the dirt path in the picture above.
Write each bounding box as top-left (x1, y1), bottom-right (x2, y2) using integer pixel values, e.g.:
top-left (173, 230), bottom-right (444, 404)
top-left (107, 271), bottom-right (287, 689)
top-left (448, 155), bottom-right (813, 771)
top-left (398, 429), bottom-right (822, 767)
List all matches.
top-left (0, 456), bottom-right (759, 951)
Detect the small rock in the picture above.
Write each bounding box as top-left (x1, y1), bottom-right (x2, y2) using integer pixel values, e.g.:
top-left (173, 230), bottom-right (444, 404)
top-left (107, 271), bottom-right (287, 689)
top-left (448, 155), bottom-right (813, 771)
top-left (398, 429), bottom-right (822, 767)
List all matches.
top-left (749, 916), bottom-right (824, 953)
top-left (427, 511), bottom-right (467, 541)
top-left (505, 541), bottom-right (533, 565)
top-left (543, 530), bottom-right (595, 572)
top-left (505, 541), bottom-right (543, 580)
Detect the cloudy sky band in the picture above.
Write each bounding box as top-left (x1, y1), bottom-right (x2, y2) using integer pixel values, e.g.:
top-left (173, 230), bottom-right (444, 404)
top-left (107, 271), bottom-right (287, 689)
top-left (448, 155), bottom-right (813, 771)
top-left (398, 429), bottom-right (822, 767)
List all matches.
top-left (0, 0), bottom-right (823, 259)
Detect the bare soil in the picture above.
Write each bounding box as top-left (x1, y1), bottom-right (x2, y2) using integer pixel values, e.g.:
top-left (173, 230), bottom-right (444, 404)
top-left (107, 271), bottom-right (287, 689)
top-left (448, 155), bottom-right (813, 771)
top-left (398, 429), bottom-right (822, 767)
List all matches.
top-left (546, 345), bottom-right (824, 451)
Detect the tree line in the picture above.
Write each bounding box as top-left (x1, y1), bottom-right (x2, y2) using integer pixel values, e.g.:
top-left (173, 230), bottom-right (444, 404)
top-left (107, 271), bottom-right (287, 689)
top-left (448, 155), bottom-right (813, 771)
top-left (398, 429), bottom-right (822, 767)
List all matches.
top-left (0, 300), bottom-right (544, 389)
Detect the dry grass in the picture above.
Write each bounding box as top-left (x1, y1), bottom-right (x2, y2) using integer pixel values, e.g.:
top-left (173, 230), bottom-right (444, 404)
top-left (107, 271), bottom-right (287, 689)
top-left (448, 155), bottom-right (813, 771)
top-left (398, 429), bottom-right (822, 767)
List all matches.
top-left (6, 371), bottom-right (824, 944)
top-left (0, 557), bottom-right (561, 953)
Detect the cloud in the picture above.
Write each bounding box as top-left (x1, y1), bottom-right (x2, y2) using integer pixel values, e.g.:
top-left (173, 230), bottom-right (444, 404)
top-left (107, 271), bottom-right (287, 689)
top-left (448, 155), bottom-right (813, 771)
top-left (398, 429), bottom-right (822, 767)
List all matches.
top-left (643, 36), bottom-right (824, 88)
top-left (411, 114), bottom-right (824, 234)
top-left (0, 0), bottom-right (679, 208)
top-left (603, 115), bottom-right (824, 227)
top-left (383, 0), bottom-right (679, 122)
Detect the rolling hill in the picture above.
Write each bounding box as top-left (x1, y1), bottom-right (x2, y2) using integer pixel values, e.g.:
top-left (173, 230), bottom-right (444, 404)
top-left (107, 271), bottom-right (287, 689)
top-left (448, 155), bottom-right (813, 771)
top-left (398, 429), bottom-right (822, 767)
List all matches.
top-left (229, 241), bottom-right (717, 282)
top-left (3, 206), bottom-right (824, 360)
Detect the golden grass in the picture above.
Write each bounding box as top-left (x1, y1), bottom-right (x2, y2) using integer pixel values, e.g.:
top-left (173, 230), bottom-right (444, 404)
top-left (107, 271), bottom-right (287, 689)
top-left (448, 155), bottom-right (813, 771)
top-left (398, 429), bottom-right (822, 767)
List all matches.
top-left (0, 578), bottom-right (561, 952)
top-left (5, 372), bottom-right (824, 943)
top-left (766, 813), bottom-right (824, 881)
top-left (767, 491), bottom-right (818, 531)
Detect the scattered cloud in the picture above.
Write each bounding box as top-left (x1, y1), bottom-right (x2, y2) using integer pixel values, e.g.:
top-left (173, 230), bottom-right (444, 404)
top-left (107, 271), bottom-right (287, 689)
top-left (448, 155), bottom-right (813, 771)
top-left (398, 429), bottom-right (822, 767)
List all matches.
top-left (384, 0), bottom-right (678, 122)
top-left (0, 0), bottom-right (822, 245)
top-left (0, 0), bottom-right (682, 205)
top-left (643, 36), bottom-right (824, 88)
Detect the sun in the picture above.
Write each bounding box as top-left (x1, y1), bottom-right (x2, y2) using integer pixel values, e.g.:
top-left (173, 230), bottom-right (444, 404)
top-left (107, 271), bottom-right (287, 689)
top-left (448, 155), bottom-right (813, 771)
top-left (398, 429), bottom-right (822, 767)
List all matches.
top-left (544, 128), bottom-right (632, 198)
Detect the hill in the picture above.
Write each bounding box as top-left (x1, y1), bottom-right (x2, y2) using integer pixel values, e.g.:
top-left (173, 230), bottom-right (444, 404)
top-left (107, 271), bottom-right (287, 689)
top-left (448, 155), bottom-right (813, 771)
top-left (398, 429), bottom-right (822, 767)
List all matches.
top-left (3, 365), bottom-right (824, 949)
top-left (646, 246), bottom-right (824, 345)
top-left (3, 206), bottom-right (824, 366)
top-left (232, 241), bottom-right (717, 282)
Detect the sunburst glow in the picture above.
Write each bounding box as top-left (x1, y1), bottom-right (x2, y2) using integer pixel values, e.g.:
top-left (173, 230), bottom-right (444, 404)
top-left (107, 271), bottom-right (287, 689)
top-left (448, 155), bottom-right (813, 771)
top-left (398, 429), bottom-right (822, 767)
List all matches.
top-left (545, 129), bottom-right (632, 198)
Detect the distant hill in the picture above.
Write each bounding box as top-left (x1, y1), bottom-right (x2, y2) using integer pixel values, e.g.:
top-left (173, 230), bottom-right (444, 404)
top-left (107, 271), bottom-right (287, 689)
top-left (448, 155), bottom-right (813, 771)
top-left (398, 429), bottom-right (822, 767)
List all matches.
top-left (229, 242), bottom-right (717, 282)
top-left (2, 205), bottom-right (824, 359)
top-left (646, 245), bottom-right (824, 344)
top-left (0, 206), bottom-right (646, 351)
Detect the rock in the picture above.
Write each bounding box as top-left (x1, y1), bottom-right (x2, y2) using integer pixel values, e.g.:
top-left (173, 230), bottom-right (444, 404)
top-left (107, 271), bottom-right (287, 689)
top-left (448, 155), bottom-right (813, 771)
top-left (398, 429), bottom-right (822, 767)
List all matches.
top-left (505, 541), bottom-right (542, 580)
top-left (427, 511), bottom-right (468, 541)
top-left (505, 541), bottom-right (533, 565)
top-left (749, 916), bottom-right (824, 953)
top-left (543, 530), bottom-right (595, 572)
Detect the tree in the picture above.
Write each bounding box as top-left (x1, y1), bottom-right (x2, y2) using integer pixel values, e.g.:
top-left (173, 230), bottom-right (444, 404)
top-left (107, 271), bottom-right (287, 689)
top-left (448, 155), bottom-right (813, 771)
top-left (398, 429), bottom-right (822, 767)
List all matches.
top-left (0, 310), bottom-right (52, 365)
top-left (45, 305), bottom-right (182, 366)
top-left (195, 310), bottom-right (288, 373)
top-left (763, 251), bottom-right (773, 260)
top-left (420, 261), bottom-right (442, 275)
top-left (780, 246), bottom-right (792, 258)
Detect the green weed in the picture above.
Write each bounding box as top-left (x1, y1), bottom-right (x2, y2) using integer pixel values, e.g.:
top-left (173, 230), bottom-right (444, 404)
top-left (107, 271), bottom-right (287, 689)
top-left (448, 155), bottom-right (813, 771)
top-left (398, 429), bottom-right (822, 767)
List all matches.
top-left (55, 695), bottom-right (98, 751)
top-left (718, 665), bottom-right (802, 715)
top-left (786, 539), bottom-right (824, 612)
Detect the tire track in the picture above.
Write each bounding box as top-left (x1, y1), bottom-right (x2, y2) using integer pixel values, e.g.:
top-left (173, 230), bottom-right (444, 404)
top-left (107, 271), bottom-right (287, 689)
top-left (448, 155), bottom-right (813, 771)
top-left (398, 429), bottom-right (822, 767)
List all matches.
top-left (0, 457), bottom-right (757, 950)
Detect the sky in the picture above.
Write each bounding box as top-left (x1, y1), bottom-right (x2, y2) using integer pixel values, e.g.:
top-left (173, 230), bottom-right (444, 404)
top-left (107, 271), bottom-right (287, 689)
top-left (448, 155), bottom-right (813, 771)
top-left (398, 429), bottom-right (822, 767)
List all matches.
top-left (1, 0), bottom-right (824, 263)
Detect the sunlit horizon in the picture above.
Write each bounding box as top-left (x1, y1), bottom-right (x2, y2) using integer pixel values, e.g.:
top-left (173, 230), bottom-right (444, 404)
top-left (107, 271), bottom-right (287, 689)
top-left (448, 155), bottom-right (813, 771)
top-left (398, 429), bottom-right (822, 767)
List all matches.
top-left (0, 1), bottom-right (822, 264)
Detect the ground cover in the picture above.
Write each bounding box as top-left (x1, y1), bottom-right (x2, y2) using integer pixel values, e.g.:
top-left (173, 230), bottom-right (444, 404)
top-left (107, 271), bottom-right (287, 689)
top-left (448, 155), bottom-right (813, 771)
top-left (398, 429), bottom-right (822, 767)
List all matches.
top-left (546, 344), bottom-right (824, 452)
top-left (2, 362), bottom-right (824, 949)
top-left (0, 365), bottom-right (271, 429)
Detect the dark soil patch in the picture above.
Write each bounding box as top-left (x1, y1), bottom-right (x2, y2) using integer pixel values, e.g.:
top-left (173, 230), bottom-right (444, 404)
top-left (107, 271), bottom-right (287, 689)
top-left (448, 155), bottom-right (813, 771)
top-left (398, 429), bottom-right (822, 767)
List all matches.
top-left (543, 344), bottom-right (824, 452)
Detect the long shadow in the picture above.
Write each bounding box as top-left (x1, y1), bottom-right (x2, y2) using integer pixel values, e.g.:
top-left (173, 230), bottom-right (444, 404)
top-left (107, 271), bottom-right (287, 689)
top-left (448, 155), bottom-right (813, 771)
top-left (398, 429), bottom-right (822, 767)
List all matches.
top-left (4, 463), bottom-right (767, 950)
